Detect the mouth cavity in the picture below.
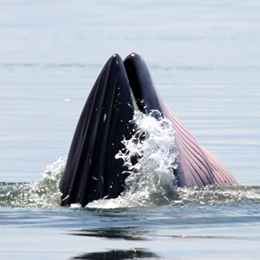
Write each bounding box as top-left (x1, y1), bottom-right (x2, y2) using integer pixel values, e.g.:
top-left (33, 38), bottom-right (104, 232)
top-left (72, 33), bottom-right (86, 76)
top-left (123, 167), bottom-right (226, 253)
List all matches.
top-left (124, 57), bottom-right (145, 113)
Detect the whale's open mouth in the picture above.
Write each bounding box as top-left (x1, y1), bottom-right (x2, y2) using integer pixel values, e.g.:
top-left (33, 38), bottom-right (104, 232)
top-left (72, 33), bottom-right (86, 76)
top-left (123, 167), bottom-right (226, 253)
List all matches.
top-left (60, 53), bottom-right (164, 207)
top-left (60, 53), bottom-right (238, 207)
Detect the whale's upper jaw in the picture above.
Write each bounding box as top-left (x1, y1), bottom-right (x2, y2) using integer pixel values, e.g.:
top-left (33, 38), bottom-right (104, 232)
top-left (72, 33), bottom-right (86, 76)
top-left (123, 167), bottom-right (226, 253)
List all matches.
top-left (124, 52), bottom-right (164, 116)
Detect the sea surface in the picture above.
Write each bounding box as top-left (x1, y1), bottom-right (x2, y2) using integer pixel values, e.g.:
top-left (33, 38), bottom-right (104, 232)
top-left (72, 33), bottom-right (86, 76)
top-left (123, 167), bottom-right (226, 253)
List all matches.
top-left (0, 1), bottom-right (260, 259)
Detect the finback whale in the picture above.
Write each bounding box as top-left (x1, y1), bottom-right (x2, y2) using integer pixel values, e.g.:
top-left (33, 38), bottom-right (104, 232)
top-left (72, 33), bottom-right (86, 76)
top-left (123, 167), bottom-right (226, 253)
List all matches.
top-left (60, 53), bottom-right (237, 207)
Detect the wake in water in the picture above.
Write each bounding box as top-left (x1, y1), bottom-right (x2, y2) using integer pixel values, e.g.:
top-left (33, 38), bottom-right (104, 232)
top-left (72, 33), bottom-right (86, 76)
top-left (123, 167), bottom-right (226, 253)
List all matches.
top-left (1, 112), bottom-right (260, 209)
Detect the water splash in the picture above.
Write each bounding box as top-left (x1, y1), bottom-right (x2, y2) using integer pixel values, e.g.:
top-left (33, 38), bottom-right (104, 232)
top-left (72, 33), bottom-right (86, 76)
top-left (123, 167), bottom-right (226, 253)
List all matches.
top-left (1, 155), bottom-right (260, 209)
top-left (1, 112), bottom-right (260, 209)
top-left (87, 111), bottom-right (179, 208)
top-left (0, 157), bottom-right (66, 208)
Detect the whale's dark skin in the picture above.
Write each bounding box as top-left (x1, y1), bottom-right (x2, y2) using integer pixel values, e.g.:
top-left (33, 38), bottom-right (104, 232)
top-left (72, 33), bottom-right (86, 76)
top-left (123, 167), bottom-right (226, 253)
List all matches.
top-left (60, 53), bottom-right (237, 207)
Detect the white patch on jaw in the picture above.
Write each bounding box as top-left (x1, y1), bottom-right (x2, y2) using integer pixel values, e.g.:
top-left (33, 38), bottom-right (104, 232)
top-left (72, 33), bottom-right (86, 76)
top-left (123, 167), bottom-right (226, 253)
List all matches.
top-left (103, 113), bottom-right (107, 122)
